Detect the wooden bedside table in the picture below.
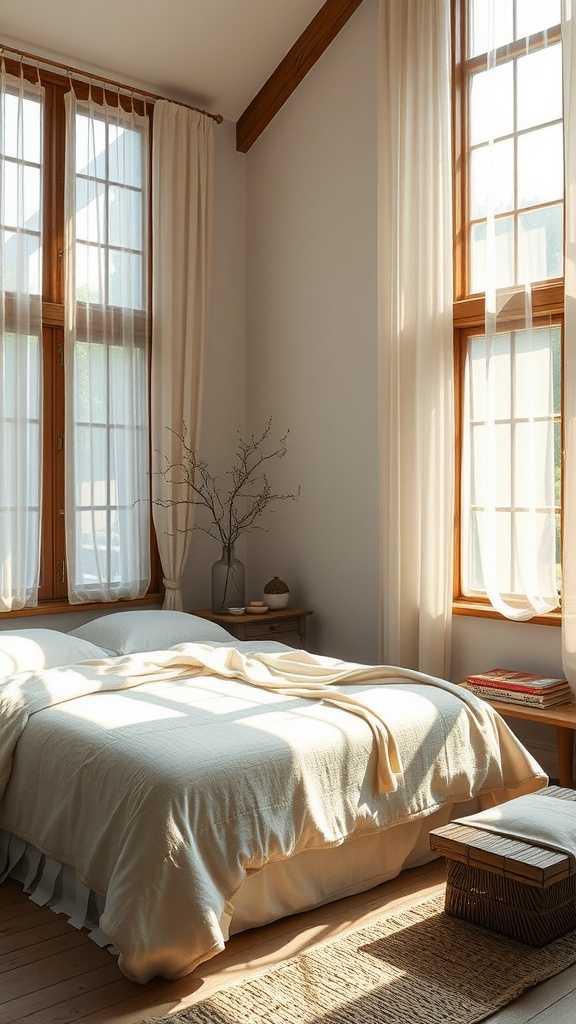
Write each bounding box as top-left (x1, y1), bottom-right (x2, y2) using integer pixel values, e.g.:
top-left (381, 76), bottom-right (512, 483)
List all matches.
top-left (194, 608), bottom-right (312, 648)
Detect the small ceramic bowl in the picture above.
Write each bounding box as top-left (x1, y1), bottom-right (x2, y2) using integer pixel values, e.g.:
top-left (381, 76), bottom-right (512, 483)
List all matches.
top-left (227, 606), bottom-right (246, 615)
top-left (247, 604), bottom-right (268, 614)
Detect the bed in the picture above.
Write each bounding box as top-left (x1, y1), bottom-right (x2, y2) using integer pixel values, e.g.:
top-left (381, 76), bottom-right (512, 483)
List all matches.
top-left (0, 612), bottom-right (547, 983)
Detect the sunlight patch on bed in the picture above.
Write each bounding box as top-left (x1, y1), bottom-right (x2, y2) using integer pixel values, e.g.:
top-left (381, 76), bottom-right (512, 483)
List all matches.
top-left (57, 692), bottom-right (186, 726)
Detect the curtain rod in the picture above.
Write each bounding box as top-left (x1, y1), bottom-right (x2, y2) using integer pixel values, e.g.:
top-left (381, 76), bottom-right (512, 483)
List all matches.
top-left (0, 40), bottom-right (224, 124)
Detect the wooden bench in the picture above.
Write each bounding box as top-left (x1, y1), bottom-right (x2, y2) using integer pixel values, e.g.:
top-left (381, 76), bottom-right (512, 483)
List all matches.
top-left (430, 786), bottom-right (576, 946)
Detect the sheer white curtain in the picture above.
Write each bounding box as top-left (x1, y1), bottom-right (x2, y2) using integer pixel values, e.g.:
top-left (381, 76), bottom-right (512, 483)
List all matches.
top-left (151, 102), bottom-right (213, 611)
top-left (462, 0), bottom-right (559, 620)
top-left (64, 89), bottom-right (150, 603)
top-left (562, 0), bottom-right (576, 689)
top-left (0, 63), bottom-right (43, 609)
top-left (378, 0), bottom-right (454, 676)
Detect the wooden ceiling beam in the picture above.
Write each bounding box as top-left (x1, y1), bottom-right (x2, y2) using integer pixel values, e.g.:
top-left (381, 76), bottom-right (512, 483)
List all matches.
top-left (236, 0), bottom-right (365, 153)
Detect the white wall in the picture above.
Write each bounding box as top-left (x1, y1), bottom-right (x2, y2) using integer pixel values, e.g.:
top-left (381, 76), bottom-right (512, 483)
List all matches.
top-left (246, 0), bottom-right (379, 662)
top-left (244, 0), bottom-right (564, 773)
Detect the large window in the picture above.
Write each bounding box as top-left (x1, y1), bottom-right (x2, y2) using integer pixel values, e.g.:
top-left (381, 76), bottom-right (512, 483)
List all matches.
top-left (0, 60), bottom-right (158, 613)
top-left (453, 0), bottom-right (563, 620)
top-left (461, 324), bottom-right (561, 598)
top-left (0, 78), bottom-right (43, 609)
top-left (66, 101), bottom-right (151, 602)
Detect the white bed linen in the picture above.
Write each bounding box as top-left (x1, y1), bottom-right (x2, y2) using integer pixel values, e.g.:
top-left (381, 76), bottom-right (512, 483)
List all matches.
top-left (0, 641), bottom-right (546, 982)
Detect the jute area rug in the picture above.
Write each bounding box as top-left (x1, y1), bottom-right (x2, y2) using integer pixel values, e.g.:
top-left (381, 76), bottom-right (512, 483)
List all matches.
top-left (148, 893), bottom-right (576, 1024)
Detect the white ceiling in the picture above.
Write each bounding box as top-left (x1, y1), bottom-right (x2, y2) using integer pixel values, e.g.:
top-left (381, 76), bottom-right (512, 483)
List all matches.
top-left (0, 0), bottom-right (325, 121)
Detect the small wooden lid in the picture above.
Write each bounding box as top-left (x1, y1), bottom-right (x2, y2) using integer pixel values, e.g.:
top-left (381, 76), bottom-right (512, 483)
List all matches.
top-left (430, 786), bottom-right (576, 888)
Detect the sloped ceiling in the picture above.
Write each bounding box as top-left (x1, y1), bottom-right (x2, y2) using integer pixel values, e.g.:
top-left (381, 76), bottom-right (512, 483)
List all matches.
top-left (0, 0), bottom-right (325, 120)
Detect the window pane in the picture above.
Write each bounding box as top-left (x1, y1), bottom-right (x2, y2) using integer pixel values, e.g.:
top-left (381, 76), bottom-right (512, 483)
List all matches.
top-left (470, 138), bottom-right (514, 218)
top-left (76, 113), bottom-right (106, 178)
top-left (470, 216), bottom-right (514, 292)
top-left (518, 204), bottom-right (563, 283)
top-left (108, 185), bottom-right (142, 250)
top-left (556, 511), bottom-right (562, 592)
top-left (467, 333), bottom-right (512, 420)
top-left (74, 509), bottom-right (108, 588)
top-left (0, 510), bottom-right (39, 595)
top-left (517, 44), bottom-right (562, 132)
top-left (516, 0), bottom-right (560, 40)
top-left (2, 230), bottom-right (41, 294)
top-left (471, 421), bottom-right (512, 505)
top-left (514, 327), bottom-right (558, 417)
top-left (110, 427), bottom-right (148, 505)
top-left (75, 178), bottom-right (106, 244)
top-left (0, 420), bottom-right (41, 508)
top-left (74, 341), bottom-right (107, 424)
top-left (1, 334), bottom-right (41, 420)
top-left (466, 510), bottom-right (513, 593)
top-left (109, 509), bottom-right (123, 584)
top-left (517, 124), bottom-right (563, 208)
top-left (552, 328), bottom-right (561, 414)
top-left (468, 0), bottom-right (514, 57)
top-left (0, 92), bottom-right (41, 164)
top-left (74, 425), bottom-right (108, 507)
top-left (470, 62), bottom-right (514, 145)
top-left (555, 420), bottom-right (561, 507)
top-left (108, 123), bottom-right (142, 188)
top-left (75, 242), bottom-right (105, 304)
top-left (109, 345), bottom-right (147, 427)
top-left (514, 421), bottom-right (555, 506)
top-left (108, 249), bottom-right (142, 309)
top-left (1, 161), bottom-right (41, 232)
top-left (513, 511), bottom-right (557, 592)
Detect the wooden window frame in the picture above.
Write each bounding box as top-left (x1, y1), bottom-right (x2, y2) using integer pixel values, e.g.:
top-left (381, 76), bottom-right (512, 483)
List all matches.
top-left (0, 59), bottom-right (161, 618)
top-left (452, 0), bottom-right (563, 626)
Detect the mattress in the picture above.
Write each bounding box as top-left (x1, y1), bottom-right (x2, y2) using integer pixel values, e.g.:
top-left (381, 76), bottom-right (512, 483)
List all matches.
top-left (231, 796), bottom-right (478, 931)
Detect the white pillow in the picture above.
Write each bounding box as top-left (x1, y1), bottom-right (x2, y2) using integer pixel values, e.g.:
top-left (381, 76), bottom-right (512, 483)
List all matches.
top-left (71, 610), bottom-right (233, 655)
top-left (0, 629), bottom-right (109, 676)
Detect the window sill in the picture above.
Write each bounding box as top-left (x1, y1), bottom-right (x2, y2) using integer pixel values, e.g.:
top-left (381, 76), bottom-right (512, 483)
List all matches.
top-left (0, 593), bottom-right (163, 620)
top-left (453, 600), bottom-right (561, 627)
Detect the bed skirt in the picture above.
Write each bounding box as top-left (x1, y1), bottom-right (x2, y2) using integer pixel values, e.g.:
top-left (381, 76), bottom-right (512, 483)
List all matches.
top-left (0, 796), bottom-right (480, 971)
top-left (0, 829), bottom-right (115, 951)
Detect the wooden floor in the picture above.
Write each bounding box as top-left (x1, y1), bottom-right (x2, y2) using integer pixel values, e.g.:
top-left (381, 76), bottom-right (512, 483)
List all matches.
top-left (1, 862), bottom-right (576, 1023)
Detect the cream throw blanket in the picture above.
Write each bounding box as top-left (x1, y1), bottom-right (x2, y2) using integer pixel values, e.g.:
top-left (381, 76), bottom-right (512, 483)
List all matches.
top-left (0, 642), bottom-right (508, 798)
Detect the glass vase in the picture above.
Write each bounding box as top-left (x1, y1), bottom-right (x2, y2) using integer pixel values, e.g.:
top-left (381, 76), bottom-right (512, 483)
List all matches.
top-left (211, 544), bottom-right (245, 611)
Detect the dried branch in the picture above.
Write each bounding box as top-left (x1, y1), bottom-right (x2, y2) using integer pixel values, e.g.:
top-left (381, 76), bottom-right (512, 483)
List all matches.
top-left (153, 419), bottom-right (299, 555)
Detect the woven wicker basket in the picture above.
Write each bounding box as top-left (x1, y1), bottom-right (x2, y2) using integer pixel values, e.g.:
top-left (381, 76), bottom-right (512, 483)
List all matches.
top-left (431, 786), bottom-right (576, 947)
top-left (445, 860), bottom-right (576, 946)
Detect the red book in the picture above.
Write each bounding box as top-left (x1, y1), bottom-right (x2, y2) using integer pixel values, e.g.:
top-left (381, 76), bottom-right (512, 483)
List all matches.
top-left (465, 668), bottom-right (567, 695)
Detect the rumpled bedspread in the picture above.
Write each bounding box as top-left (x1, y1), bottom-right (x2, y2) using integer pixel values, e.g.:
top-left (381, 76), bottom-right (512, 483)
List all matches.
top-left (0, 642), bottom-right (546, 981)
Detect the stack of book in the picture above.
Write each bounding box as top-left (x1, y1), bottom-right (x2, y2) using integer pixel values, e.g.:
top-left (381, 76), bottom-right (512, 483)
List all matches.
top-left (464, 669), bottom-right (572, 709)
